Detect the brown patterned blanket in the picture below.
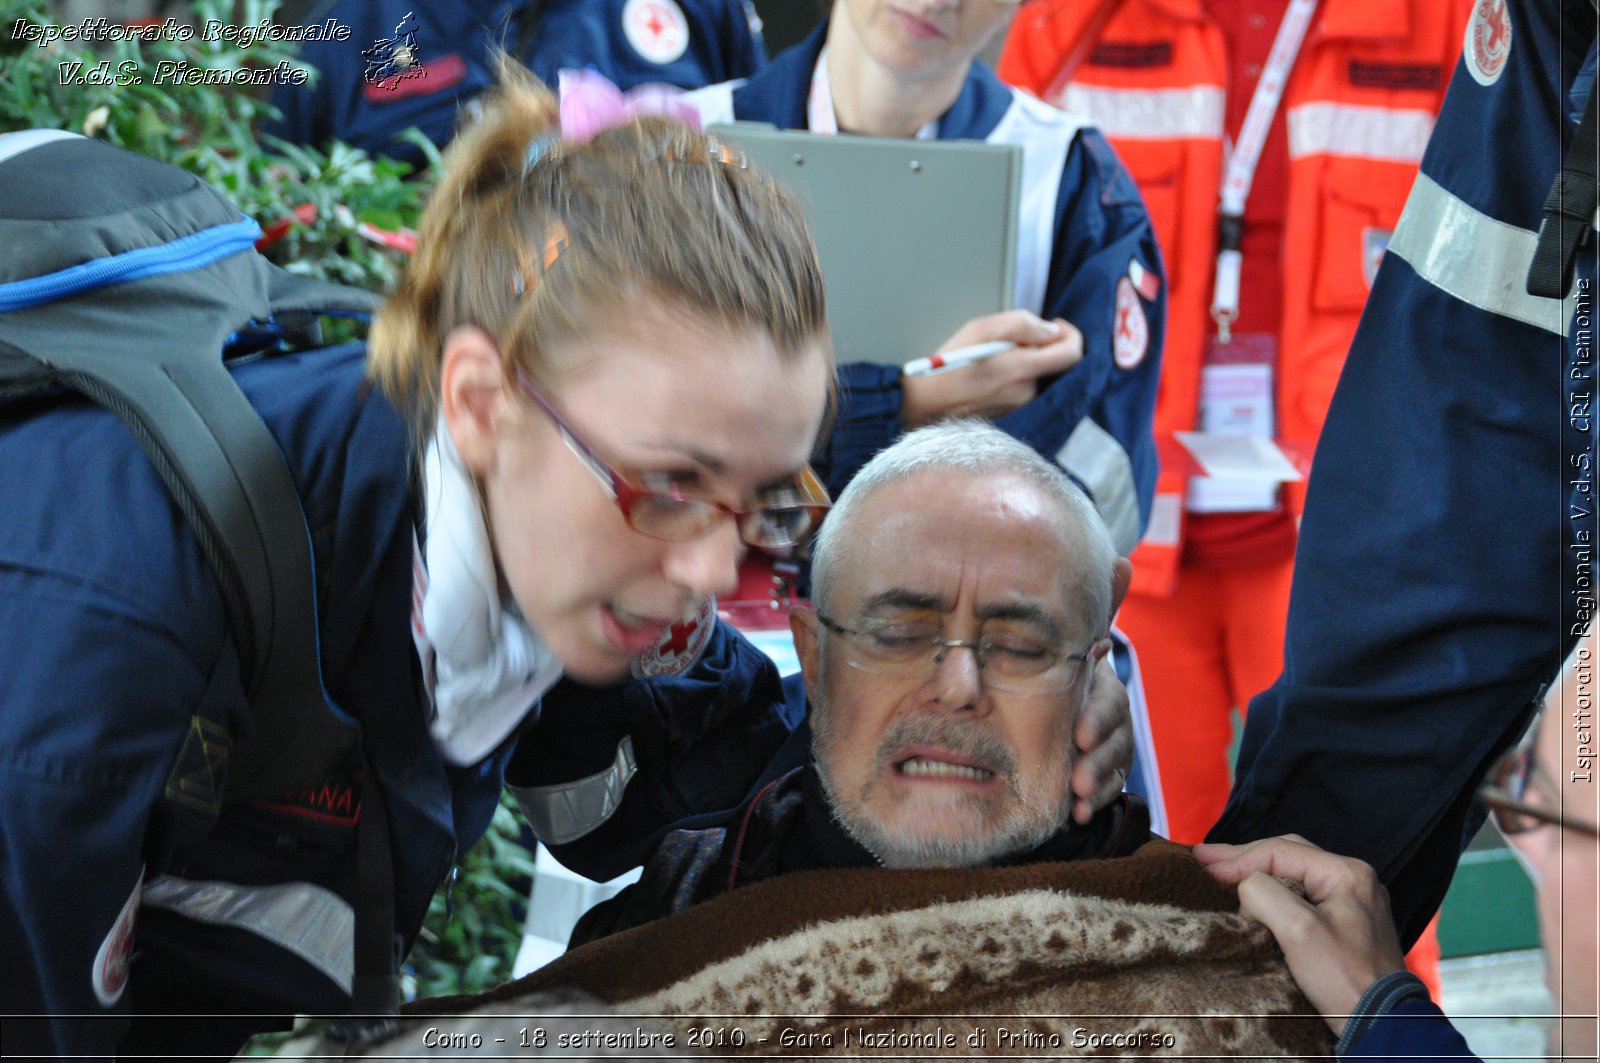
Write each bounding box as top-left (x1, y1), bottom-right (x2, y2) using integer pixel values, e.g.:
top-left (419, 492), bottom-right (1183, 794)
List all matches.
top-left (280, 841), bottom-right (1333, 1060)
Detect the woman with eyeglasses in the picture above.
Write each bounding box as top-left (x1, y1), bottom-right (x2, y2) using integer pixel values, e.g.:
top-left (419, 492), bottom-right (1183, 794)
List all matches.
top-left (2, 65), bottom-right (839, 1059)
top-left (3, 54), bottom-right (1146, 1057)
top-left (1194, 631), bottom-right (1599, 1062)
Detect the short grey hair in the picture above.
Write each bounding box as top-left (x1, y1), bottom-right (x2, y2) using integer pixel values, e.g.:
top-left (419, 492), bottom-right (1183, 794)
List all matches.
top-left (809, 421), bottom-right (1116, 637)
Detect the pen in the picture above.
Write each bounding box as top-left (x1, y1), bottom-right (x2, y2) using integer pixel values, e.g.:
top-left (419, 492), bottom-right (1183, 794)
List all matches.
top-left (902, 341), bottom-right (1016, 377)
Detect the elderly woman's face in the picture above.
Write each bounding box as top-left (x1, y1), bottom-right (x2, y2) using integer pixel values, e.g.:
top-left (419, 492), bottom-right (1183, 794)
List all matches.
top-left (836, 0), bottom-right (1017, 83)
top-left (474, 301), bottom-right (830, 685)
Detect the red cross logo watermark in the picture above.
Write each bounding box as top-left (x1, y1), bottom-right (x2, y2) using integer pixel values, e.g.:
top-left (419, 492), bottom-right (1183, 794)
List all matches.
top-left (623, 0), bottom-right (690, 65)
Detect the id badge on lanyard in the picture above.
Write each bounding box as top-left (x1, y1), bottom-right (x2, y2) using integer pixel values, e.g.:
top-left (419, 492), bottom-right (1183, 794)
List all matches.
top-left (1186, 334), bottom-right (1281, 513)
top-left (1186, 0), bottom-right (1317, 512)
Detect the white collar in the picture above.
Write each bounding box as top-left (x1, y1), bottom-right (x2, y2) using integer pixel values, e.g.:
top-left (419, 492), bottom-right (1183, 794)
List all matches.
top-left (412, 420), bottom-right (563, 765)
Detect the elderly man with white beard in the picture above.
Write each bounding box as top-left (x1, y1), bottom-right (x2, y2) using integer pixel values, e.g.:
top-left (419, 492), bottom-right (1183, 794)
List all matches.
top-left (569, 421), bottom-right (1149, 945)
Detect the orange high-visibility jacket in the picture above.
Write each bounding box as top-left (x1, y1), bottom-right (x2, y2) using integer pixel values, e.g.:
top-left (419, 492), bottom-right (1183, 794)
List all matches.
top-left (1000, 0), bottom-right (1468, 595)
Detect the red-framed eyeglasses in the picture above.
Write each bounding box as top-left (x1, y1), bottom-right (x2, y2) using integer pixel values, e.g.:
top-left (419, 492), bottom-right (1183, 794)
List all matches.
top-left (514, 368), bottom-right (830, 550)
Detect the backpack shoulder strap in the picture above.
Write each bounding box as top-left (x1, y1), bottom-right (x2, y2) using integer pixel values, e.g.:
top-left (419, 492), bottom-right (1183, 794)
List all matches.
top-left (1527, 70), bottom-right (1598, 299)
top-left (0, 133), bottom-right (364, 801)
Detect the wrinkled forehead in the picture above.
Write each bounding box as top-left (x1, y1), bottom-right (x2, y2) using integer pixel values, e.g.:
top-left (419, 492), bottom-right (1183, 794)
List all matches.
top-left (834, 472), bottom-right (1082, 629)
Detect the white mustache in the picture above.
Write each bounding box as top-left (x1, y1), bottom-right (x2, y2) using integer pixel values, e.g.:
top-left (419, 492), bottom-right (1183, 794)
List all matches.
top-left (874, 714), bottom-right (1017, 779)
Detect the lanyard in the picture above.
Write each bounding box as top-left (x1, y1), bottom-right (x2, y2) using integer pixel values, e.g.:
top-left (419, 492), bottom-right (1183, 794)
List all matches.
top-left (808, 48), bottom-right (940, 139)
top-left (1210, 0), bottom-right (1318, 342)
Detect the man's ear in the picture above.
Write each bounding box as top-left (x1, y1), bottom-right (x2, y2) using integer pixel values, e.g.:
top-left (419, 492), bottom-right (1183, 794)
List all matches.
top-left (791, 606), bottom-right (823, 696)
top-left (439, 325), bottom-right (508, 476)
top-left (1088, 635), bottom-right (1113, 666)
top-left (1110, 557), bottom-right (1133, 616)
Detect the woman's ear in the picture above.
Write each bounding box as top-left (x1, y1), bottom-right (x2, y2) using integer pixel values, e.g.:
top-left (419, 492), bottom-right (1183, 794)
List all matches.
top-left (439, 325), bottom-right (508, 476)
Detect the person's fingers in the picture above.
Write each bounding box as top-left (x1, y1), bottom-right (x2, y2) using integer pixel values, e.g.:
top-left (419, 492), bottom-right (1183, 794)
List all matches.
top-left (1199, 838), bottom-right (1389, 926)
top-left (1070, 732), bottom-right (1133, 822)
top-left (1008, 319), bottom-right (1083, 376)
top-left (1069, 655), bottom-right (1132, 823)
top-left (1191, 841), bottom-right (1245, 866)
top-left (1194, 834), bottom-right (1330, 884)
top-left (939, 309), bottom-right (1063, 351)
top-left (1208, 844), bottom-right (1405, 1040)
top-left (1073, 655), bottom-right (1124, 752)
top-left (1237, 870), bottom-right (1318, 936)
top-left (967, 347), bottom-right (1055, 391)
top-left (900, 318), bottom-right (1085, 424)
top-left (1070, 735), bottom-right (1131, 823)
top-left (1296, 847), bottom-right (1385, 909)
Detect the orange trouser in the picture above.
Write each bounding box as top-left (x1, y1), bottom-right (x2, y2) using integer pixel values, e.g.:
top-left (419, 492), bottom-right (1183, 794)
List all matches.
top-left (1117, 556), bottom-right (1295, 845)
top-left (1406, 914), bottom-right (1442, 1000)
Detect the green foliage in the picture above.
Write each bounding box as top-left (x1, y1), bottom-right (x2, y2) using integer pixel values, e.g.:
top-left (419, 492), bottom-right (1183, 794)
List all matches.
top-left (406, 797), bottom-right (542, 1000)
top-left (0, 0), bottom-right (441, 299)
top-left (1, 0), bottom-right (536, 1007)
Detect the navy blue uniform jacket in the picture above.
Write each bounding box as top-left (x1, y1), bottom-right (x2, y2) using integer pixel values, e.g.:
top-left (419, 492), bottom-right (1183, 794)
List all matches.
top-left (1211, 0), bottom-right (1599, 945)
top-left (0, 343), bottom-right (792, 1058)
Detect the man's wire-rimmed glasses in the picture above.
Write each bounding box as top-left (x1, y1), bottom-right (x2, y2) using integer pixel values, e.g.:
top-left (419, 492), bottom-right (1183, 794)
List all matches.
top-left (815, 612), bottom-right (1095, 694)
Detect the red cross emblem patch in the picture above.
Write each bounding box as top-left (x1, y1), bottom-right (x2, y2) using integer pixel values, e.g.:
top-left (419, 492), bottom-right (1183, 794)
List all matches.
top-left (633, 594), bottom-right (716, 678)
top-left (622, 0), bottom-right (690, 65)
top-left (1113, 276), bottom-right (1149, 370)
top-left (1464, 0), bottom-right (1511, 87)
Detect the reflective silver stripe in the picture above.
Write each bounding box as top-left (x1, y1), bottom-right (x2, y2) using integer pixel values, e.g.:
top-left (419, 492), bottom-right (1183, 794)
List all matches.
top-left (990, 90), bottom-right (1086, 317)
top-left (1287, 102), bottom-right (1435, 163)
top-left (1389, 172), bottom-right (1576, 336)
top-left (142, 875), bottom-right (353, 994)
top-left (1055, 418), bottom-right (1140, 555)
top-left (1056, 84), bottom-right (1225, 141)
top-left (512, 735), bottom-right (638, 845)
top-left (0, 129), bottom-right (82, 166)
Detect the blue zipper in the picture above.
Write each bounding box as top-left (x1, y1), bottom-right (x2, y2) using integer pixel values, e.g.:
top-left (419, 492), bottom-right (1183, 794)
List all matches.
top-left (0, 217), bottom-right (264, 313)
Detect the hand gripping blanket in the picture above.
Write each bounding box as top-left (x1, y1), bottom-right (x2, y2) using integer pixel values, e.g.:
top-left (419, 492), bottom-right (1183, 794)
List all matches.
top-left (286, 841), bottom-right (1334, 1060)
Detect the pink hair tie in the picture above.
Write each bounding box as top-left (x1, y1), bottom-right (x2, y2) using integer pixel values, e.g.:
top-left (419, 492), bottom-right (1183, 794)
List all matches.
top-left (556, 68), bottom-right (702, 143)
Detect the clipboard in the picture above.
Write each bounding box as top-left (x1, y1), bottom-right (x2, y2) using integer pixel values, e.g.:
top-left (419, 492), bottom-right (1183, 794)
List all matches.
top-left (710, 123), bottom-right (1022, 367)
